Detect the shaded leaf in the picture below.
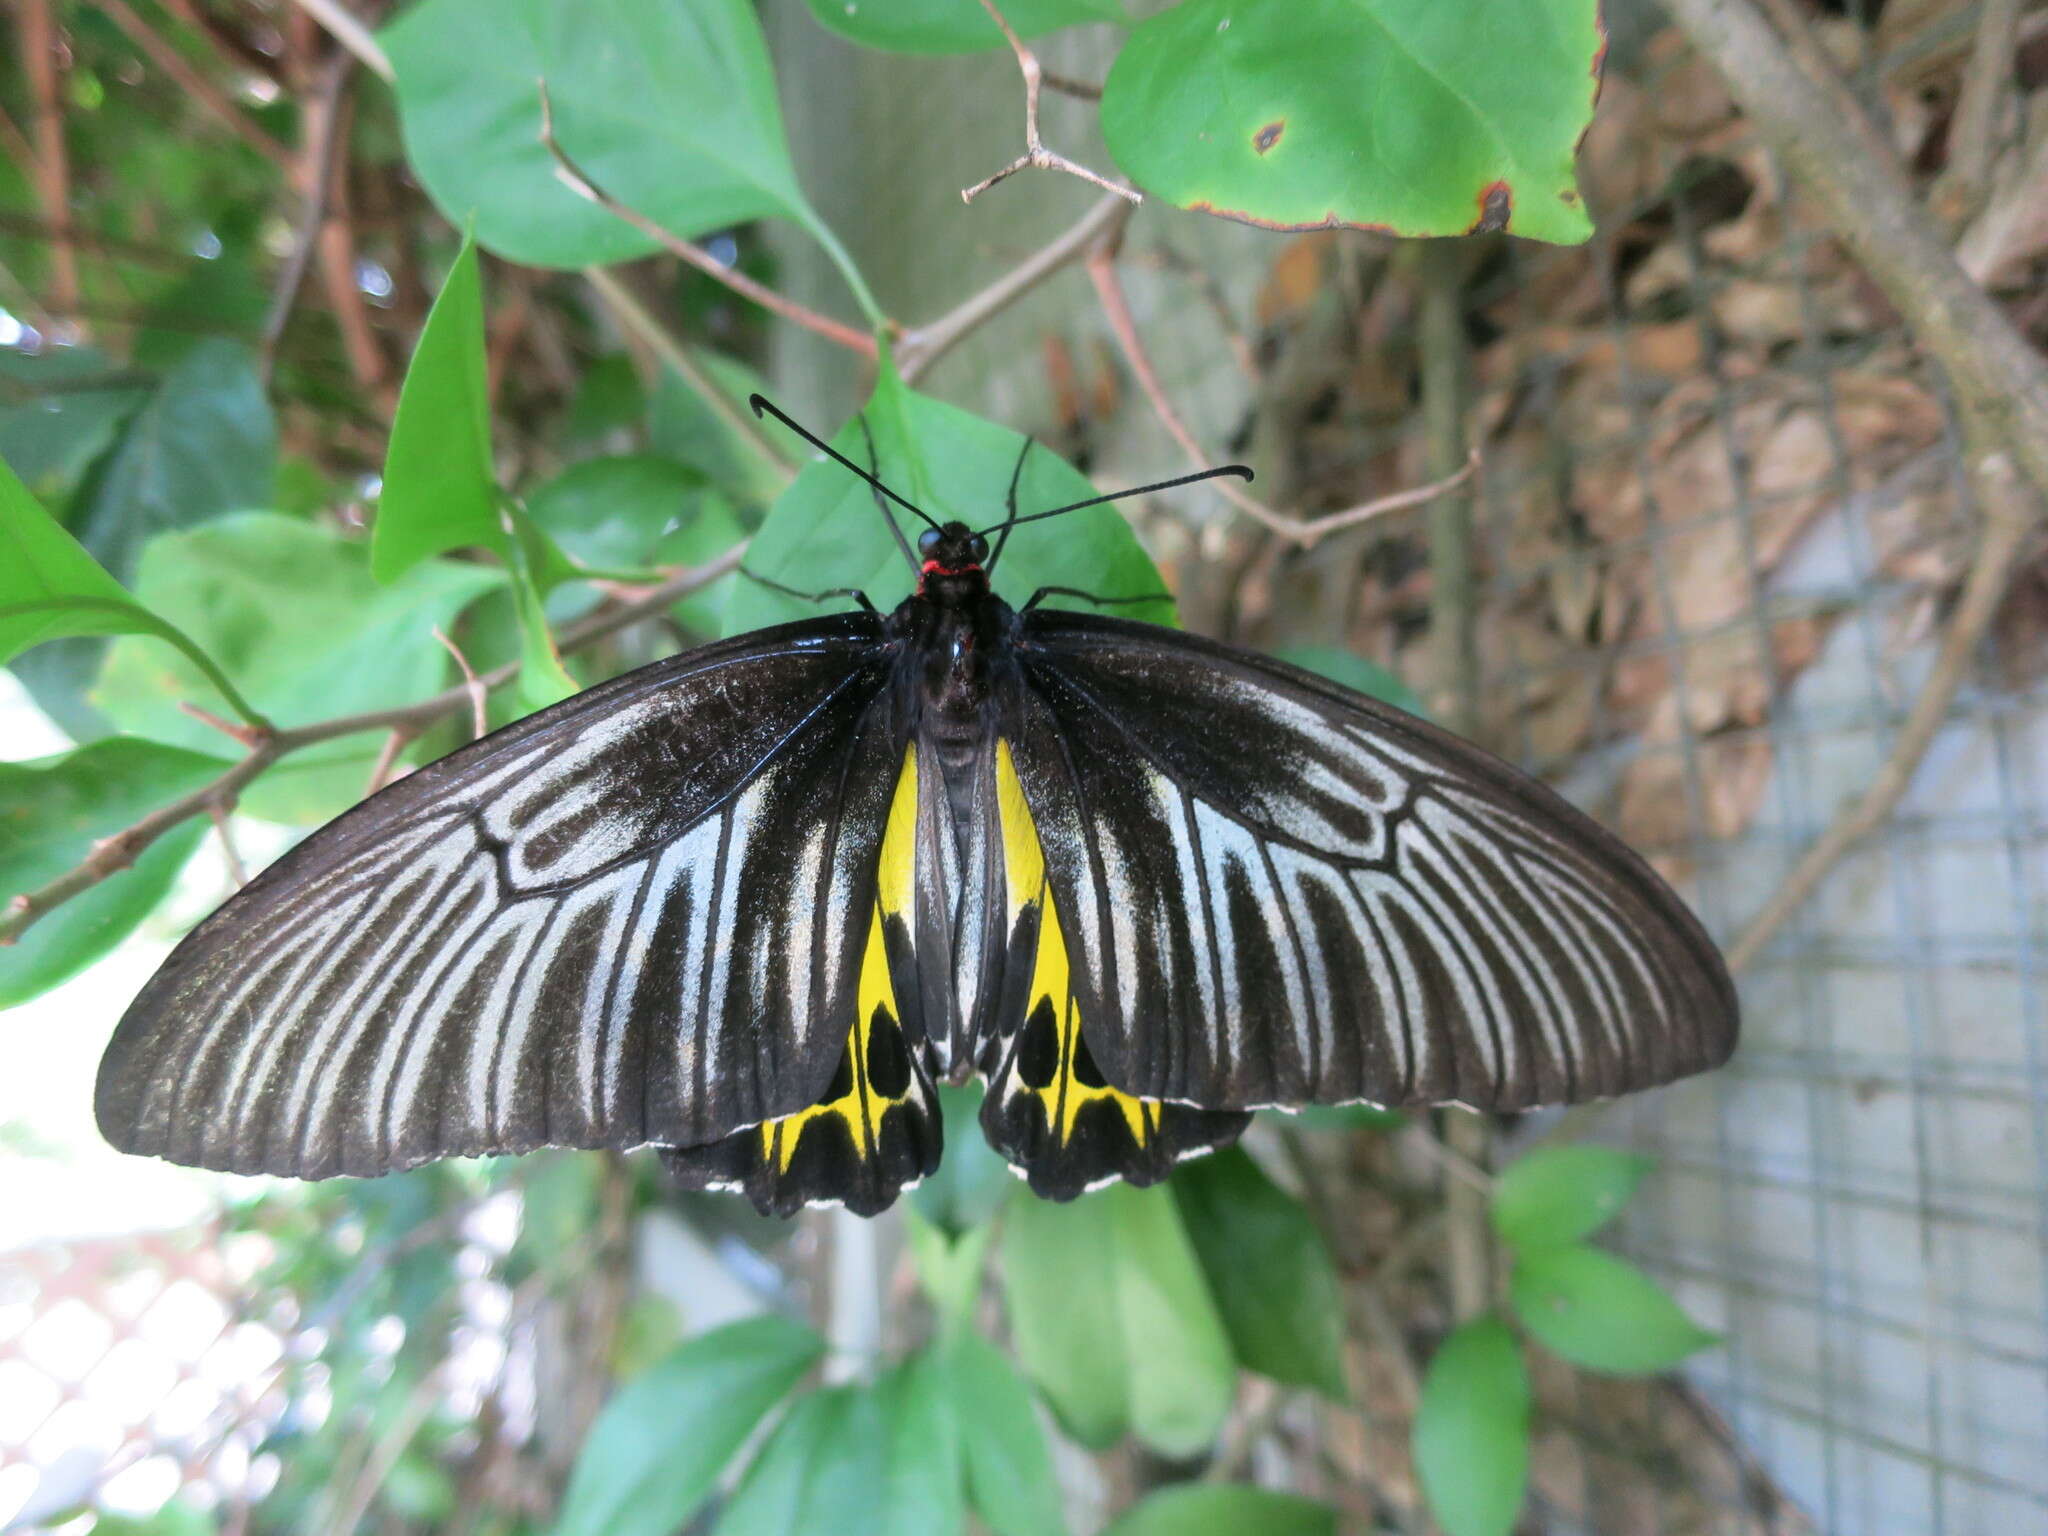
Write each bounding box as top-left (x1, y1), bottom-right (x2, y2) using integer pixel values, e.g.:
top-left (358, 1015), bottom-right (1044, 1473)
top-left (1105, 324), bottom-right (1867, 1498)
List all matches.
top-left (0, 343), bottom-right (147, 502)
top-left (1100, 1486), bottom-right (1335, 1536)
top-left (1170, 1146), bottom-right (1348, 1399)
top-left (876, 1349), bottom-right (967, 1536)
top-left (713, 1386), bottom-right (885, 1536)
top-left (944, 1332), bottom-right (1066, 1536)
top-left (1102, 0), bottom-right (1602, 245)
top-left (374, 231), bottom-right (500, 584)
top-left (94, 514), bottom-right (501, 823)
top-left (1414, 1315), bottom-right (1529, 1536)
top-left (553, 1315), bottom-right (824, 1536)
top-left (908, 1081), bottom-right (1012, 1237)
top-left (1491, 1145), bottom-right (1653, 1254)
top-left (1274, 643), bottom-right (1423, 716)
top-left (803, 0), bottom-right (1124, 56)
top-left (649, 353), bottom-right (792, 512)
top-left (524, 453), bottom-right (705, 577)
top-left (653, 491), bottom-right (749, 636)
top-left (729, 363), bottom-right (1174, 638)
top-left (1000, 1182), bottom-right (1234, 1456)
top-left (904, 1205), bottom-right (995, 1328)
top-left (1510, 1245), bottom-right (1718, 1375)
top-left (0, 739), bottom-right (228, 1008)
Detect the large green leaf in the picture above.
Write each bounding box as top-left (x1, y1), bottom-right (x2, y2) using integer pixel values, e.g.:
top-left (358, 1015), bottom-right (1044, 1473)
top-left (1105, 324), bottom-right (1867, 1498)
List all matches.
top-left (728, 366), bottom-right (1175, 637)
top-left (0, 739), bottom-right (228, 1009)
top-left (1100, 1486), bottom-right (1335, 1536)
top-left (999, 1182), bottom-right (1234, 1457)
top-left (943, 1332), bottom-right (1066, 1536)
top-left (1102, 0), bottom-right (1602, 245)
top-left (552, 1316), bottom-right (824, 1536)
top-left (374, 231), bottom-right (499, 585)
top-left (875, 1349), bottom-right (967, 1536)
top-left (712, 1386), bottom-right (885, 1536)
top-left (802, 0), bottom-right (1123, 56)
top-left (649, 354), bottom-right (791, 513)
top-left (1413, 1315), bottom-right (1529, 1536)
top-left (0, 451), bottom-right (259, 727)
top-left (1491, 1145), bottom-right (1652, 1255)
top-left (524, 454), bottom-right (706, 578)
top-left (907, 1081), bottom-right (1012, 1238)
top-left (94, 514), bottom-right (502, 824)
top-left (383, 0), bottom-right (860, 299)
top-left (1169, 1147), bottom-right (1348, 1399)
top-left (0, 344), bottom-right (147, 503)
top-left (1510, 1245), bottom-right (1718, 1375)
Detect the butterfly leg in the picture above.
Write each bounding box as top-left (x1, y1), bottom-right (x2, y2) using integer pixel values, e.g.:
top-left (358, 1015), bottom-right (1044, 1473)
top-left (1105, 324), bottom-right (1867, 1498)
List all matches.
top-left (1020, 585), bottom-right (1168, 613)
top-left (738, 567), bottom-right (878, 614)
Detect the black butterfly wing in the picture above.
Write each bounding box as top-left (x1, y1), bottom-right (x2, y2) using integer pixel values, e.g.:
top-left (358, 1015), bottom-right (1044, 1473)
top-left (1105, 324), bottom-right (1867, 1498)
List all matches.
top-left (1001, 611), bottom-right (1738, 1115)
top-left (96, 614), bottom-right (940, 1213)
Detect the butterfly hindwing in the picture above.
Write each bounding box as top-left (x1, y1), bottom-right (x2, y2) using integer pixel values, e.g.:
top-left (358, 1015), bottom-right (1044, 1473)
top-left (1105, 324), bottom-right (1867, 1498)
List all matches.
top-left (1006, 611), bottom-right (1739, 1115)
top-left (94, 616), bottom-right (923, 1196)
top-left (979, 741), bottom-right (1251, 1198)
top-left (661, 746), bottom-right (942, 1216)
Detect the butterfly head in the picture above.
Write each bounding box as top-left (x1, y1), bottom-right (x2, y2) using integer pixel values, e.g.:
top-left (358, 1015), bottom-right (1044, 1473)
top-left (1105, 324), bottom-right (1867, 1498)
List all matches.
top-left (917, 522), bottom-right (989, 584)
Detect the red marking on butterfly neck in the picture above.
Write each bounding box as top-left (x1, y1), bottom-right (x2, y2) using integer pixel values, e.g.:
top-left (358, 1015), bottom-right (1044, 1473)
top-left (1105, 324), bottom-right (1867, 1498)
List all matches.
top-left (917, 558), bottom-right (982, 594)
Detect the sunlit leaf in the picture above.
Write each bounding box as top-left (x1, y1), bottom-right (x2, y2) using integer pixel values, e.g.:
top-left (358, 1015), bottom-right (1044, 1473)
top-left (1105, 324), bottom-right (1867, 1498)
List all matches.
top-left (803, 0), bottom-right (1124, 56)
top-left (1510, 1245), bottom-right (1718, 1374)
top-left (1413, 1315), bottom-right (1529, 1536)
top-left (1102, 0), bottom-right (1602, 245)
top-left (94, 514), bottom-right (501, 823)
top-left (1491, 1145), bottom-right (1653, 1253)
top-left (729, 362), bottom-right (1175, 637)
top-left (553, 1315), bottom-right (824, 1536)
top-left (0, 739), bottom-right (228, 1009)
top-left (944, 1332), bottom-right (1066, 1536)
top-left (1100, 1486), bottom-right (1335, 1536)
top-left (1000, 1182), bottom-right (1233, 1456)
top-left (374, 231), bottom-right (499, 584)
top-left (1170, 1146), bottom-right (1348, 1399)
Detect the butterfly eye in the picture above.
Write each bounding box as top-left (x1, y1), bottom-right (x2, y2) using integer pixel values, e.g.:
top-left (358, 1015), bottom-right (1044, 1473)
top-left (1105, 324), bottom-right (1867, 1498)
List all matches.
top-left (968, 535), bottom-right (990, 564)
top-left (917, 528), bottom-right (943, 557)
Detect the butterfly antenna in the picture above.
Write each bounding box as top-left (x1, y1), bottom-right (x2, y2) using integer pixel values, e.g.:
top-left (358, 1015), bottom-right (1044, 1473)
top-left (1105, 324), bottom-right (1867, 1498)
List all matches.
top-left (748, 395), bottom-right (944, 555)
top-left (975, 463), bottom-right (1254, 538)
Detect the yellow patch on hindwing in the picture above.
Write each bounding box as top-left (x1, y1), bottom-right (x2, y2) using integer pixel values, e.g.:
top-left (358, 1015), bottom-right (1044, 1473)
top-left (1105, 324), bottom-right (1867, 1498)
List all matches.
top-left (757, 746), bottom-right (920, 1171)
top-left (994, 741), bottom-right (1154, 1147)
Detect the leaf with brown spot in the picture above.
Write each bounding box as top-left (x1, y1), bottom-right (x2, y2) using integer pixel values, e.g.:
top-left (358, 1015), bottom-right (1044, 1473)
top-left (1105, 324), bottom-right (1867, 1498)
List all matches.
top-left (1101, 0), bottom-right (1603, 245)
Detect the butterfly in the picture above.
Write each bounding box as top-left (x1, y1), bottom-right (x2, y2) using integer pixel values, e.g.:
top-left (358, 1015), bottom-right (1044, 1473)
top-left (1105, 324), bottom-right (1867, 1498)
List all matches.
top-left (95, 397), bottom-right (1738, 1217)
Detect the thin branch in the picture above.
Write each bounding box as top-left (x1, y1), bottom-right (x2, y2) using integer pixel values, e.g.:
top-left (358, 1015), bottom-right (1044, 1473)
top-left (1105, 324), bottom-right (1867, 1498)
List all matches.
top-left (20, 0), bottom-right (78, 317)
top-left (1726, 446), bottom-right (2034, 971)
top-left (537, 83), bottom-right (876, 359)
top-left (261, 51), bottom-right (355, 379)
top-left (364, 727), bottom-right (412, 795)
top-left (0, 210), bottom-right (193, 271)
top-left (960, 0), bottom-right (1140, 206)
top-left (209, 802), bottom-right (248, 888)
top-left (582, 265), bottom-right (795, 478)
top-left (1088, 245), bottom-right (1477, 547)
top-left (432, 626), bottom-right (489, 739)
top-left (0, 547), bottom-right (746, 947)
top-left (1935, 0), bottom-right (2024, 226)
top-left (156, 0), bottom-right (285, 91)
top-left (896, 192), bottom-right (1130, 383)
top-left (1039, 70), bottom-right (1102, 102)
top-left (96, 0), bottom-right (294, 170)
top-left (288, 0), bottom-right (393, 83)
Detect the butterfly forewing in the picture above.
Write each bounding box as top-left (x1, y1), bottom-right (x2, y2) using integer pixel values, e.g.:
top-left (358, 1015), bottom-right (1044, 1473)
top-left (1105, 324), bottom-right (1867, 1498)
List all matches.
top-left (94, 616), bottom-right (922, 1187)
top-left (1005, 611), bottom-right (1738, 1114)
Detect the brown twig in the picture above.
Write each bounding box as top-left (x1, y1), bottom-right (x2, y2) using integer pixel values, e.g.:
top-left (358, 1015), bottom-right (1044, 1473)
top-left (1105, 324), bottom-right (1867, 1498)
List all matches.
top-left (1088, 244), bottom-right (1479, 547)
top-left (0, 547), bottom-right (747, 947)
top-left (537, 82), bottom-right (876, 359)
top-left (288, 0), bottom-right (393, 83)
top-left (20, 0), bottom-right (78, 318)
top-left (363, 727), bottom-right (412, 795)
top-left (895, 192), bottom-right (1131, 383)
top-left (0, 211), bottom-right (193, 271)
top-left (959, 0), bottom-right (1140, 206)
top-left (209, 801), bottom-right (248, 888)
top-left (96, 0), bottom-right (294, 171)
top-left (1935, 0), bottom-right (2024, 227)
top-left (156, 0), bottom-right (285, 90)
top-left (432, 626), bottom-right (490, 740)
top-left (261, 50), bottom-right (355, 380)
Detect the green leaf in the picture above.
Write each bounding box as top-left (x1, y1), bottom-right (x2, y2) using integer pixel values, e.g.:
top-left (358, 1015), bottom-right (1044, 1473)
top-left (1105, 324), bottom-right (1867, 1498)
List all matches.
top-left (374, 231), bottom-right (499, 585)
top-left (1273, 643), bottom-right (1423, 716)
top-left (1413, 1315), bottom-right (1529, 1536)
top-left (653, 491), bottom-right (749, 636)
top-left (908, 1081), bottom-right (1013, 1238)
top-left (1491, 1146), bottom-right (1653, 1254)
top-left (713, 1386), bottom-right (885, 1536)
top-left (0, 739), bottom-right (228, 1009)
top-left (0, 343), bottom-right (147, 502)
top-left (94, 514), bottom-right (502, 824)
top-left (524, 454), bottom-right (706, 577)
top-left (1169, 1146), bottom-right (1348, 1399)
top-left (729, 364), bottom-right (1175, 638)
top-left (560, 353), bottom-right (648, 446)
top-left (904, 1205), bottom-right (995, 1327)
top-left (803, 0), bottom-right (1124, 56)
top-left (383, 0), bottom-right (875, 318)
top-left (1272, 1103), bottom-right (1406, 1133)
top-left (944, 1332), bottom-right (1066, 1536)
top-left (875, 1350), bottom-right (968, 1536)
top-left (649, 354), bottom-right (792, 513)
top-left (1100, 1486), bottom-right (1335, 1536)
top-left (1102, 0), bottom-right (1602, 245)
top-left (1000, 1182), bottom-right (1234, 1457)
top-left (506, 526), bottom-right (581, 715)
top-left (1510, 1245), bottom-right (1718, 1375)
top-left (0, 451), bottom-right (261, 728)
top-left (552, 1315), bottom-right (824, 1536)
